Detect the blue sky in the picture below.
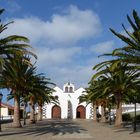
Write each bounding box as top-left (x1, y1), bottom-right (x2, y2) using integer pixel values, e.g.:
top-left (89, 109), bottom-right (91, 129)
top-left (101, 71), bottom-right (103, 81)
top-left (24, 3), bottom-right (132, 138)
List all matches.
top-left (0, 0), bottom-right (140, 94)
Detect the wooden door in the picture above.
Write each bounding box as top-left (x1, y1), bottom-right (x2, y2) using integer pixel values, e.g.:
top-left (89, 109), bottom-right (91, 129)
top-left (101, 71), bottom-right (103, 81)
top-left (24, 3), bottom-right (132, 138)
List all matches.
top-left (52, 105), bottom-right (61, 119)
top-left (76, 105), bottom-right (85, 119)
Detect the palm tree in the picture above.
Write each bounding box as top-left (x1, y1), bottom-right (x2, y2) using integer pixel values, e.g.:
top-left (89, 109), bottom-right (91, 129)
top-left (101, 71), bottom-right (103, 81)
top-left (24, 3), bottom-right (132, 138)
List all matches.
top-left (37, 90), bottom-right (56, 121)
top-left (0, 55), bottom-right (36, 127)
top-left (80, 78), bottom-right (108, 122)
top-left (108, 10), bottom-right (140, 67)
top-left (28, 75), bottom-right (45, 123)
top-left (35, 77), bottom-right (56, 121)
top-left (92, 62), bottom-right (139, 127)
top-left (0, 9), bottom-right (37, 67)
top-left (23, 73), bottom-right (56, 123)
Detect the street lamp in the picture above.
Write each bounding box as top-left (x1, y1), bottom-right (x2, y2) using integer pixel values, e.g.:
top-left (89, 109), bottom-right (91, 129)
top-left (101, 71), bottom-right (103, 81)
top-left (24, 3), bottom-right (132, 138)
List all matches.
top-left (0, 92), bottom-right (3, 132)
top-left (109, 104), bottom-right (112, 125)
top-left (107, 94), bottom-right (113, 125)
top-left (23, 102), bottom-right (27, 125)
top-left (133, 95), bottom-right (137, 132)
top-left (21, 102), bottom-right (27, 125)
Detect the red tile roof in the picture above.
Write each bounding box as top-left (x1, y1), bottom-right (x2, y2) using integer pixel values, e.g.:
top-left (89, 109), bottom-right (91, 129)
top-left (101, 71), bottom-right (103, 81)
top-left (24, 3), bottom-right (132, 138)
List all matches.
top-left (0, 102), bottom-right (14, 110)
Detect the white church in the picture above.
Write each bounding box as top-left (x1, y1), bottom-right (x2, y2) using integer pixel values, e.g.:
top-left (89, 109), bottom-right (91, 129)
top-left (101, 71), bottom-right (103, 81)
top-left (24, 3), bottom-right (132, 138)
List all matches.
top-left (42, 82), bottom-right (93, 119)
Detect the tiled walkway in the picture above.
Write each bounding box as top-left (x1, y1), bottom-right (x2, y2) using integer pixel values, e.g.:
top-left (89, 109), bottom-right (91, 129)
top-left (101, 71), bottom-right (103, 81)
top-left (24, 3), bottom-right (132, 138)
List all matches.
top-left (0, 119), bottom-right (140, 140)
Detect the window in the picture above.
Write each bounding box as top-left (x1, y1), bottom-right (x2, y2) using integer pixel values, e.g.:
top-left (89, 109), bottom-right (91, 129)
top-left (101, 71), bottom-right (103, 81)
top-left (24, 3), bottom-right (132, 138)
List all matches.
top-left (69, 87), bottom-right (73, 92)
top-left (65, 87), bottom-right (68, 92)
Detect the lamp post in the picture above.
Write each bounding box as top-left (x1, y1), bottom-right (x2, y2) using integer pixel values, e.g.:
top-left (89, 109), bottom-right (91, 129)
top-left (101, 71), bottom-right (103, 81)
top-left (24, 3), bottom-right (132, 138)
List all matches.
top-left (133, 95), bottom-right (137, 132)
top-left (109, 104), bottom-right (112, 125)
top-left (0, 92), bottom-right (3, 132)
top-left (107, 95), bottom-right (113, 125)
top-left (21, 102), bottom-right (27, 125)
top-left (23, 102), bottom-right (27, 125)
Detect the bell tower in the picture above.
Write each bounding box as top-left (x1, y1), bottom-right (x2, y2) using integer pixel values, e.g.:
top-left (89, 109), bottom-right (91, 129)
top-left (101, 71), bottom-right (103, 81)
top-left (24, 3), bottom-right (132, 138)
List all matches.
top-left (63, 82), bottom-right (75, 93)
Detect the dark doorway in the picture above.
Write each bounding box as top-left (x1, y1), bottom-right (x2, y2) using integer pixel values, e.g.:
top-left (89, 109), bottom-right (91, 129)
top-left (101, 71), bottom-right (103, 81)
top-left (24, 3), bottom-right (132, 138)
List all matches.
top-left (76, 105), bottom-right (86, 119)
top-left (76, 111), bottom-right (80, 118)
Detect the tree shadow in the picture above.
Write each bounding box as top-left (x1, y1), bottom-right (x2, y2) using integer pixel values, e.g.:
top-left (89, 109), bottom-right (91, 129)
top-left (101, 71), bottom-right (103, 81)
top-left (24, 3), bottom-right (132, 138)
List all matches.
top-left (106, 123), bottom-right (140, 135)
top-left (0, 119), bottom-right (88, 137)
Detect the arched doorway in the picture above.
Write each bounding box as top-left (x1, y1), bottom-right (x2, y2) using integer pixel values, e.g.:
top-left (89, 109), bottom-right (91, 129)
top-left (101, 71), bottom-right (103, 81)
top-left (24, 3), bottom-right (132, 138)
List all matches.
top-left (52, 105), bottom-right (61, 119)
top-left (76, 105), bottom-right (86, 119)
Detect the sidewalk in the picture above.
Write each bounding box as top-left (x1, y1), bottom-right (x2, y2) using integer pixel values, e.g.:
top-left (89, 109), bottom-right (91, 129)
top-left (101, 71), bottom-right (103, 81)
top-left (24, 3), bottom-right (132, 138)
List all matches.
top-left (0, 119), bottom-right (140, 140)
top-left (81, 120), bottom-right (140, 140)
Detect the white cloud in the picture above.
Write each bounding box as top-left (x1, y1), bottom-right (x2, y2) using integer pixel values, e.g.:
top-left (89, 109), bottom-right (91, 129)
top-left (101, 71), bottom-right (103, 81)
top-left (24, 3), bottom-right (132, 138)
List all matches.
top-left (3, 5), bottom-right (101, 46)
top-left (1, 5), bottom-right (103, 87)
top-left (90, 41), bottom-right (114, 54)
top-left (3, 17), bottom-right (45, 44)
top-left (37, 47), bottom-right (81, 67)
top-left (44, 5), bottom-right (101, 44)
top-left (45, 65), bottom-right (94, 88)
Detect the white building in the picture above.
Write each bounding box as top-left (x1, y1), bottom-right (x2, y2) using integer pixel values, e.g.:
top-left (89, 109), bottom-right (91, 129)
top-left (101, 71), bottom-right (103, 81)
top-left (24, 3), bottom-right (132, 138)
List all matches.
top-left (0, 102), bottom-right (14, 120)
top-left (122, 103), bottom-right (140, 113)
top-left (42, 82), bottom-right (93, 119)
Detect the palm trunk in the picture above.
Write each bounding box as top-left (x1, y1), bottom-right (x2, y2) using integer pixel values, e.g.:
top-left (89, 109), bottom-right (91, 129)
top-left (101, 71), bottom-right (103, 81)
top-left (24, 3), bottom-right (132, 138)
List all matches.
top-left (93, 103), bottom-right (97, 121)
top-left (13, 95), bottom-right (22, 127)
top-left (30, 97), bottom-right (36, 124)
top-left (38, 104), bottom-right (42, 121)
top-left (115, 93), bottom-right (122, 127)
top-left (101, 105), bottom-right (106, 122)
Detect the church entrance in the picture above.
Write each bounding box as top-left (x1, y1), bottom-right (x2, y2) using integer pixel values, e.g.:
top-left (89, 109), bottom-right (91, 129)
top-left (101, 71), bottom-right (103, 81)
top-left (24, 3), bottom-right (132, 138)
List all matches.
top-left (76, 105), bottom-right (86, 119)
top-left (52, 105), bottom-right (61, 119)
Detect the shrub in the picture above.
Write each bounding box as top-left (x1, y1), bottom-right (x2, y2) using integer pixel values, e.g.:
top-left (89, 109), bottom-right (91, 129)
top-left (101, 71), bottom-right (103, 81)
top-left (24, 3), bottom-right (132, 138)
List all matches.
top-left (136, 114), bottom-right (140, 121)
top-left (122, 113), bottom-right (132, 122)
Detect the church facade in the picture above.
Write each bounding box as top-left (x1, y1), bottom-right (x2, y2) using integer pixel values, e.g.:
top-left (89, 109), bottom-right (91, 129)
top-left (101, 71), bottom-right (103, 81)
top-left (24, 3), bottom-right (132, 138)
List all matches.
top-left (42, 82), bottom-right (93, 119)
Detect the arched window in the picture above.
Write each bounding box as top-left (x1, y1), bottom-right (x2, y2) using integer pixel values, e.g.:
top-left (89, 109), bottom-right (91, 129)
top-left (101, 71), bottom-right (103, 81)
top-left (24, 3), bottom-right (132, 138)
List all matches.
top-left (69, 87), bottom-right (73, 92)
top-left (65, 86), bottom-right (68, 92)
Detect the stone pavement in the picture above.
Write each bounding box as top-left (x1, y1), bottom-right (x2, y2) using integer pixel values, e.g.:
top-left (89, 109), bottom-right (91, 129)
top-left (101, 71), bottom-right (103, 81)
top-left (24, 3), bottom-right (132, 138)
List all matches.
top-left (0, 119), bottom-right (140, 140)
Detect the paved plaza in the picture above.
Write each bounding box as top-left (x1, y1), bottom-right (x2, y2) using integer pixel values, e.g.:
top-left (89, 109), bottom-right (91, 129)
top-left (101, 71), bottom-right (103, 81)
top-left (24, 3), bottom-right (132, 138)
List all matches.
top-left (0, 119), bottom-right (140, 140)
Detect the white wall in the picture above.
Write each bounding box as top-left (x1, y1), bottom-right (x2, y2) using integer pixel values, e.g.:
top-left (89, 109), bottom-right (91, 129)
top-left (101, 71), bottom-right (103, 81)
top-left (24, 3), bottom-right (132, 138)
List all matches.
top-left (1, 107), bottom-right (8, 116)
top-left (43, 84), bottom-right (93, 119)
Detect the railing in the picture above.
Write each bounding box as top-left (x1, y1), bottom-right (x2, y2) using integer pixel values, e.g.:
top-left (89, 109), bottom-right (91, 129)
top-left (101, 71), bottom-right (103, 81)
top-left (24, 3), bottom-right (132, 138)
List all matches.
top-left (0, 115), bottom-right (13, 124)
top-left (123, 108), bottom-right (140, 113)
top-left (0, 115), bottom-right (13, 120)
